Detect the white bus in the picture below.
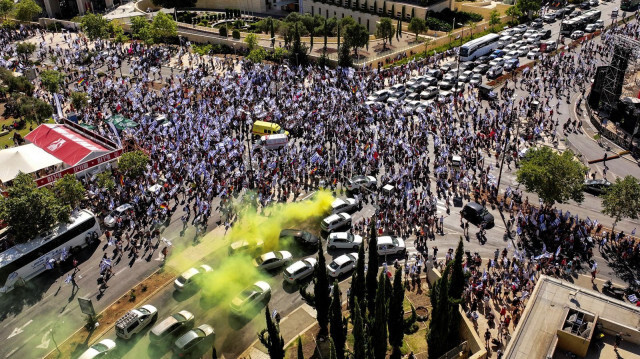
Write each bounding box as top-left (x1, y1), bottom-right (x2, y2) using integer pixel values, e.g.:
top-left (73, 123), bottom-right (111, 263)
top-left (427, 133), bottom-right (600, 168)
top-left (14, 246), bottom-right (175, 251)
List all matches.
top-left (460, 33), bottom-right (501, 62)
top-left (0, 209), bottom-right (100, 294)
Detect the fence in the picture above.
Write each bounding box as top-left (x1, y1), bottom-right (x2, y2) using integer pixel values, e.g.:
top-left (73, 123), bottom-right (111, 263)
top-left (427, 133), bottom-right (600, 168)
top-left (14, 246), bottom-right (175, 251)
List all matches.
top-left (437, 341), bottom-right (469, 359)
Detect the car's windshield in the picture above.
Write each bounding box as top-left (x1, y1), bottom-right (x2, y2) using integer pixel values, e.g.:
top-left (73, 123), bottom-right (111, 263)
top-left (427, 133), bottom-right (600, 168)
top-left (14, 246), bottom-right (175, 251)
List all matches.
top-left (329, 261), bottom-right (340, 270)
top-left (176, 276), bottom-right (187, 284)
top-left (92, 343), bottom-right (108, 352)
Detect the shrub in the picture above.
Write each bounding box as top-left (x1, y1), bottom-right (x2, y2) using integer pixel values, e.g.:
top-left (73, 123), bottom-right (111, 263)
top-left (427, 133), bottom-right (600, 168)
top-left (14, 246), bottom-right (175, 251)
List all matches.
top-left (232, 29), bottom-right (240, 39)
top-left (46, 22), bottom-right (62, 32)
top-left (219, 26), bottom-right (227, 37)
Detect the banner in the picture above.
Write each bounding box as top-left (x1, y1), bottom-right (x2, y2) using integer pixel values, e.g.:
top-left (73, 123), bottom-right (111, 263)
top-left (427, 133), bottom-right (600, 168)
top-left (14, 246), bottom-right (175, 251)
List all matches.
top-left (35, 149), bottom-right (123, 187)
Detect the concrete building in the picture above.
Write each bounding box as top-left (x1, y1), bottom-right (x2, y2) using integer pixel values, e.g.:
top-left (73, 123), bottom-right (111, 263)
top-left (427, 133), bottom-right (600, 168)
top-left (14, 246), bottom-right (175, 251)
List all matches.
top-left (42, 0), bottom-right (119, 18)
top-left (504, 276), bottom-right (640, 359)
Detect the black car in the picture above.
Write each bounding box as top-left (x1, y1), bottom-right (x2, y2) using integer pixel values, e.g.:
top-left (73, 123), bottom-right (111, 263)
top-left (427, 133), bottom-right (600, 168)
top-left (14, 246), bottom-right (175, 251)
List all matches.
top-left (580, 1), bottom-right (590, 9)
top-left (440, 63), bottom-right (453, 73)
top-left (473, 64), bottom-right (490, 75)
top-left (458, 62), bottom-right (476, 71)
top-left (583, 179), bottom-right (611, 195)
top-left (461, 202), bottom-right (495, 228)
top-left (539, 29), bottom-right (552, 39)
top-left (280, 229), bottom-right (319, 246)
top-left (475, 55), bottom-right (491, 65)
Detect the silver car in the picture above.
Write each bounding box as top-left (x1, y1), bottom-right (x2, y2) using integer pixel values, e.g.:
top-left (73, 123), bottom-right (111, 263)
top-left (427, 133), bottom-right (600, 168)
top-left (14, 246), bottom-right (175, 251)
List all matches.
top-left (331, 198), bottom-right (361, 214)
top-left (174, 265), bottom-right (213, 291)
top-left (328, 232), bottom-right (363, 250)
top-left (253, 251), bottom-right (293, 270)
top-left (345, 175), bottom-right (377, 191)
top-left (283, 258), bottom-right (317, 284)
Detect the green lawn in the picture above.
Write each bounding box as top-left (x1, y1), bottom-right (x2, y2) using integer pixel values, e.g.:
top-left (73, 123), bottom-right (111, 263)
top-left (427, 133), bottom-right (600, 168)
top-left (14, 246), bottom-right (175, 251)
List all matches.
top-left (0, 116), bottom-right (54, 149)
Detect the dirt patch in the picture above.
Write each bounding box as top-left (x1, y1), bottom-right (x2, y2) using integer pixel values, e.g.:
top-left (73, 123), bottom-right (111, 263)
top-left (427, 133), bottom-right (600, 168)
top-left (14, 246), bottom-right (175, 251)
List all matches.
top-left (284, 324), bottom-right (331, 359)
top-left (44, 270), bottom-right (175, 359)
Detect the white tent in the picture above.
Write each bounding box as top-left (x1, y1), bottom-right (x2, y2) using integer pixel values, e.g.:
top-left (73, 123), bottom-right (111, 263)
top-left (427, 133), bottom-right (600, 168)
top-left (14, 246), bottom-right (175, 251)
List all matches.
top-left (0, 144), bottom-right (63, 183)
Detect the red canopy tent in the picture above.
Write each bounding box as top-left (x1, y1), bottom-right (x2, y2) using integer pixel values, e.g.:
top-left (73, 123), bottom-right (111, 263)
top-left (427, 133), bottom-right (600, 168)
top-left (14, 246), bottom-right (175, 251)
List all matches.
top-left (25, 124), bottom-right (108, 166)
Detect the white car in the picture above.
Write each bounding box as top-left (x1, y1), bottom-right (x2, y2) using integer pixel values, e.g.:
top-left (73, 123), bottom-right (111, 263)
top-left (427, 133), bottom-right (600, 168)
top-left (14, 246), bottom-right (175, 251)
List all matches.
top-left (228, 239), bottom-right (264, 255)
top-left (174, 265), bottom-right (213, 291)
top-left (327, 232), bottom-right (363, 250)
top-left (327, 253), bottom-right (358, 277)
top-left (505, 50), bottom-right (520, 60)
top-left (230, 281), bottom-right (271, 314)
top-left (489, 58), bottom-right (505, 68)
top-left (253, 251), bottom-right (293, 270)
top-left (321, 213), bottom-right (352, 232)
top-left (377, 236), bottom-right (407, 256)
top-left (594, 20), bottom-right (604, 29)
top-left (283, 258), bottom-right (317, 284)
top-left (331, 198), bottom-right (361, 214)
top-left (78, 339), bottom-right (116, 359)
top-left (526, 49), bottom-right (541, 59)
top-left (517, 46), bottom-right (530, 57)
top-left (104, 203), bottom-right (133, 228)
top-left (584, 24), bottom-right (597, 33)
top-left (571, 30), bottom-right (585, 39)
top-left (345, 175), bottom-right (377, 191)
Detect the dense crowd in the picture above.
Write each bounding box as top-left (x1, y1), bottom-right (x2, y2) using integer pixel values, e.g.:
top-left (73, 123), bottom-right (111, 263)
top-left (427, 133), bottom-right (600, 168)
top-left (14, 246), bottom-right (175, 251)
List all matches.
top-left (1, 15), bottom-right (639, 298)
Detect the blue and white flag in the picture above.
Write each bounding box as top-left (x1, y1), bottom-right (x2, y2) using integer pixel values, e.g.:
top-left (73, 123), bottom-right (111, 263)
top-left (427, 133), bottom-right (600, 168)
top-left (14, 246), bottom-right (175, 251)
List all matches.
top-left (555, 246), bottom-right (562, 257)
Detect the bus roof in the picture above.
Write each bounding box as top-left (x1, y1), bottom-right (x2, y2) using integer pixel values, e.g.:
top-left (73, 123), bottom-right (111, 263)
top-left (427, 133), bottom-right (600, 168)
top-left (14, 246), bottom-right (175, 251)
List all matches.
top-left (461, 33), bottom-right (500, 49)
top-left (0, 209), bottom-right (95, 268)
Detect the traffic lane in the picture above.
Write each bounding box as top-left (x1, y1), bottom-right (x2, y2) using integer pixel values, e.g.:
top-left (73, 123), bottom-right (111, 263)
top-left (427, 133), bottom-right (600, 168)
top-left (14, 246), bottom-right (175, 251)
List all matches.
top-left (0, 203), bottom-right (221, 359)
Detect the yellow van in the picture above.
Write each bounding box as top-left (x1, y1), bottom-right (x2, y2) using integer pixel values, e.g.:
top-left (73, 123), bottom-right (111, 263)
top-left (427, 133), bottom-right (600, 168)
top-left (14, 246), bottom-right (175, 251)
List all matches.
top-left (252, 121), bottom-right (289, 137)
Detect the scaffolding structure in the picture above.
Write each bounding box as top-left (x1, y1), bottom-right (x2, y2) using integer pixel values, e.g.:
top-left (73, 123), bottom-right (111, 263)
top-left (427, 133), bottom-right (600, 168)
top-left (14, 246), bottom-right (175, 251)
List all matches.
top-left (600, 35), bottom-right (640, 114)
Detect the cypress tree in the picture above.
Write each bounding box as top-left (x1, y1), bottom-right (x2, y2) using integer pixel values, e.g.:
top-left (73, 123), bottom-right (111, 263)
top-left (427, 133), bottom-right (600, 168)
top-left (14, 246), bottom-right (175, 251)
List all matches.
top-left (372, 272), bottom-right (388, 359)
top-left (297, 336), bottom-right (304, 359)
top-left (323, 17), bottom-right (328, 49)
top-left (337, 22), bottom-right (341, 50)
top-left (328, 338), bottom-right (337, 359)
top-left (366, 219), bottom-right (379, 315)
top-left (315, 239), bottom-right (330, 337)
top-left (257, 305), bottom-right (285, 359)
top-left (427, 266), bottom-right (451, 358)
top-left (349, 241), bottom-right (366, 318)
top-left (329, 281), bottom-right (346, 359)
top-left (352, 302), bottom-right (367, 359)
top-left (449, 237), bottom-right (465, 300)
top-left (270, 17), bottom-right (275, 47)
top-left (388, 269), bottom-right (405, 353)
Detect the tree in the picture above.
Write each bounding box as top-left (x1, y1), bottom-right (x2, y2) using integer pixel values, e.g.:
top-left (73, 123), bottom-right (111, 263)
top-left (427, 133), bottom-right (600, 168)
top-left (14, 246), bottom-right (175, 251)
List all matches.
top-left (247, 48), bottom-right (267, 63)
top-left (366, 219), bottom-right (379, 315)
top-left (17, 95), bottom-right (53, 124)
top-left (328, 338), bottom-right (337, 359)
top-left (118, 150), bottom-right (150, 178)
top-left (151, 0), bottom-right (197, 20)
top-left (232, 29), bottom-right (241, 39)
top-left (505, 5), bottom-right (523, 24)
top-left (270, 17), bottom-right (276, 47)
top-left (601, 175), bottom-right (640, 233)
top-left (489, 10), bottom-right (501, 30)
top-left (15, 42), bottom-right (35, 60)
top-left (314, 239), bottom-right (330, 336)
top-left (40, 69), bottom-right (65, 93)
top-left (343, 22), bottom-right (369, 58)
top-left (152, 12), bottom-right (177, 42)
top-left (352, 302), bottom-right (367, 359)
top-left (388, 269), bottom-right (404, 358)
top-left (349, 239), bottom-right (366, 318)
top-left (53, 174), bottom-right (85, 209)
top-left (96, 171), bottom-right (115, 191)
top-left (338, 41), bottom-right (352, 68)
top-left (427, 265), bottom-right (450, 358)
top-left (130, 16), bottom-right (151, 40)
top-left (297, 336), bottom-right (304, 359)
top-left (108, 20), bottom-right (129, 43)
top-left (70, 91), bottom-right (88, 111)
top-left (257, 305), bottom-right (285, 359)
top-left (13, 0), bottom-right (41, 22)
top-left (0, 0), bottom-right (14, 20)
top-left (0, 173), bottom-right (71, 243)
top-left (244, 33), bottom-right (259, 51)
top-left (219, 25), bottom-right (228, 37)
top-left (376, 17), bottom-right (395, 50)
top-left (372, 272), bottom-right (388, 359)
top-left (516, 147), bottom-right (588, 206)
top-left (329, 281), bottom-right (346, 359)
top-left (80, 13), bottom-right (109, 40)
top-left (515, 0), bottom-right (541, 19)
top-left (449, 237), bottom-right (465, 300)
top-left (408, 17), bottom-right (426, 41)
top-left (289, 22), bottom-right (308, 65)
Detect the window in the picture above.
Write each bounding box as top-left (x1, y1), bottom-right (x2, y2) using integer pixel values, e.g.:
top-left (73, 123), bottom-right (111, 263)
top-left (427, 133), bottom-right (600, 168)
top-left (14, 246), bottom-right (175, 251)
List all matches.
top-left (128, 321), bottom-right (140, 332)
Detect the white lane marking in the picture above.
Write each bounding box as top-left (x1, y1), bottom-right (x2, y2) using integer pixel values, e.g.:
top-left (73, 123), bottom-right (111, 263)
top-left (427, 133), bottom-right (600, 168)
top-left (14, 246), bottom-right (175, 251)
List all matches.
top-left (7, 320), bottom-right (32, 339)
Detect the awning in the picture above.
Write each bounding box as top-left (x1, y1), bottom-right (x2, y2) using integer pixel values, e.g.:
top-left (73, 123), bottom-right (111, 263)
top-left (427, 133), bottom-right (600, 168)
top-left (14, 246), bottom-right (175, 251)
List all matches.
top-left (25, 124), bottom-right (108, 166)
top-left (105, 115), bottom-right (139, 130)
top-left (0, 144), bottom-right (63, 183)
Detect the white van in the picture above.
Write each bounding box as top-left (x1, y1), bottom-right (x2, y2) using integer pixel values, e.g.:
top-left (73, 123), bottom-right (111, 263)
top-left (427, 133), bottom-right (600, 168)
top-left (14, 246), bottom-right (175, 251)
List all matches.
top-left (258, 134), bottom-right (288, 150)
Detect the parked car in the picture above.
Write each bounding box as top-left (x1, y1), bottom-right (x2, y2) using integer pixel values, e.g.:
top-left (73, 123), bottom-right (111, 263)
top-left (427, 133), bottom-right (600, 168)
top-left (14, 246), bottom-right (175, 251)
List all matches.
top-left (331, 198), bottom-right (361, 214)
top-left (585, 24), bottom-right (597, 32)
top-left (228, 239), bottom-right (264, 255)
top-left (527, 48), bottom-right (542, 59)
top-left (172, 324), bottom-right (215, 357)
top-left (253, 251), bottom-right (293, 270)
top-left (542, 13), bottom-right (556, 22)
top-left (421, 76), bottom-right (438, 86)
top-left (78, 339), bottom-right (117, 359)
top-left (539, 29), bottom-right (552, 39)
top-left (174, 265), bottom-right (213, 291)
top-left (279, 229), bottom-right (319, 246)
top-left (505, 50), bottom-right (520, 60)
top-left (408, 82), bottom-right (426, 94)
top-left (475, 55), bottom-right (491, 64)
top-left (580, 1), bottom-right (590, 9)
top-left (150, 311), bottom-right (195, 344)
top-left (406, 76), bottom-right (426, 87)
top-left (283, 258), bottom-right (317, 284)
top-left (517, 45), bottom-right (531, 57)
top-left (594, 19), bottom-right (604, 29)
top-left (115, 305), bottom-right (158, 340)
top-left (376, 236), bottom-right (406, 256)
top-left (461, 202), bottom-right (495, 228)
top-left (531, 19), bottom-right (544, 28)
top-left (489, 49), bottom-right (506, 59)
top-left (420, 86), bottom-right (439, 100)
top-left (327, 232), bottom-right (363, 250)
top-left (504, 58), bottom-right (519, 71)
top-left (571, 30), bottom-right (585, 39)
top-left (104, 203), bottom-right (133, 228)
top-left (426, 68), bottom-right (443, 80)
top-left (366, 89), bottom-right (390, 102)
top-left (473, 64), bottom-right (490, 75)
top-left (321, 213), bottom-right (352, 232)
top-left (589, 0), bottom-right (598, 6)
top-left (583, 179), bottom-right (611, 195)
top-left (345, 175), bottom-right (377, 191)
top-left (230, 281), bottom-right (271, 314)
top-left (459, 70), bottom-right (474, 83)
top-left (327, 253), bottom-right (358, 277)
top-left (405, 92), bottom-right (421, 102)
top-left (438, 80), bottom-right (454, 90)
top-left (486, 66), bottom-right (504, 79)
top-left (469, 73), bottom-right (483, 86)
top-left (489, 58), bottom-right (506, 68)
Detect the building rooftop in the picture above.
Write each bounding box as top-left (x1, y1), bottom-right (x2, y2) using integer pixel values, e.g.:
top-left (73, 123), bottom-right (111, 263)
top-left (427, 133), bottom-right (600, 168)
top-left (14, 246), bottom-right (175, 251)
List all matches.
top-left (504, 276), bottom-right (640, 359)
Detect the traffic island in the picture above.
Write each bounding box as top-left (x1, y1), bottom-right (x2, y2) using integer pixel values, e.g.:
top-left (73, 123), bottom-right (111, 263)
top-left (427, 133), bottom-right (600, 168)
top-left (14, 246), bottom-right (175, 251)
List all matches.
top-left (44, 270), bottom-right (175, 359)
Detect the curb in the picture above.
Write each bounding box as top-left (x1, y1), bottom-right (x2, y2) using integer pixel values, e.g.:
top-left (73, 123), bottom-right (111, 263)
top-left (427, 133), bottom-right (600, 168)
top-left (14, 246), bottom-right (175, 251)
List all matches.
top-left (43, 265), bottom-right (175, 359)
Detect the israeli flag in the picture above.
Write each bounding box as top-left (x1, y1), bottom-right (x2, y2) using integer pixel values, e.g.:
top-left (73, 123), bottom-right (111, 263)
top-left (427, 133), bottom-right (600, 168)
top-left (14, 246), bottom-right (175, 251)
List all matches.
top-left (632, 228), bottom-right (636, 236)
top-left (555, 246), bottom-right (562, 257)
